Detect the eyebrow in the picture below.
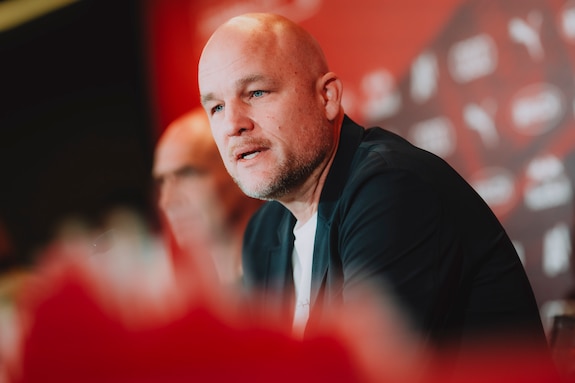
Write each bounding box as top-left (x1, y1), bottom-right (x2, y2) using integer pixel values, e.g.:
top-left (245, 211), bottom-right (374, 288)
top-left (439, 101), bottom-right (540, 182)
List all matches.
top-left (200, 74), bottom-right (269, 106)
top-left (200, 93), bottom-right (216, 107)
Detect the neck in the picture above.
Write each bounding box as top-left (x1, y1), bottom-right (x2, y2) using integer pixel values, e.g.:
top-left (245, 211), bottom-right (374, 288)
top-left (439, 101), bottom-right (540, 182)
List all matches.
top-left (280, 125), bottom-right (341, 223)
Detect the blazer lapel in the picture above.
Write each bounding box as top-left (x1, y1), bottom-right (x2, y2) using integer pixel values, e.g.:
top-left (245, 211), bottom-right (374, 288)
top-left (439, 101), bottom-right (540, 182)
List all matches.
top-left (309, 116), bottom-right (365, 310)
top-left (265, 212), bottom-right (296, 314)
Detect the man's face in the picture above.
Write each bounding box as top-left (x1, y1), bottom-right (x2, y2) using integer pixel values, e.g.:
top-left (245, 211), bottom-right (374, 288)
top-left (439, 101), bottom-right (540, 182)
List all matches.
top-left (198, 30), bottom-right (334, 201)
top-left (153, 129), bottom-right (237, 250)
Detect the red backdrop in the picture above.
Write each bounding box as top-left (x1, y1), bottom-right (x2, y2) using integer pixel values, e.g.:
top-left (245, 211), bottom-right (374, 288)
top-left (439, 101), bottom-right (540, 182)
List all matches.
top-left (145, 0), bottom-right (575, 332)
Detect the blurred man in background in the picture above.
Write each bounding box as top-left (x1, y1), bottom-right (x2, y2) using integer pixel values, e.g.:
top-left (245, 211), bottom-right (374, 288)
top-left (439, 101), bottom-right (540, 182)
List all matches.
top-left (153, 108), bottom-right (261, 285)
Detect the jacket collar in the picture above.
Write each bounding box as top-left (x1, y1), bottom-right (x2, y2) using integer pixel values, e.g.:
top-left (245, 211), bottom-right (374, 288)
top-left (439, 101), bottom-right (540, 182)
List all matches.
top-left (310, 115), bottom-right (364, 307)
top-left (318, 115), bottom-right (365, 220)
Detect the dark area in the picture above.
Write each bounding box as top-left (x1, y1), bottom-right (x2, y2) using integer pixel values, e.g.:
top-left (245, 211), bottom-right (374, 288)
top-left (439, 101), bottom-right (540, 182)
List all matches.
top-left (0, 0), bottom-right (157, 270)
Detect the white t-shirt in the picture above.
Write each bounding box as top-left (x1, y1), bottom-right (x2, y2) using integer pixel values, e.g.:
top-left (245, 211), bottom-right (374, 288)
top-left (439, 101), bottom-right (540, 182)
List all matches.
top-left (291, 212), bottom-right (317, 338)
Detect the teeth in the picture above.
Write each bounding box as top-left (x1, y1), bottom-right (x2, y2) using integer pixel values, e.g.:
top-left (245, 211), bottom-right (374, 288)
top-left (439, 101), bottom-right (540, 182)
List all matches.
top-left (242, 151), bottom-right (259, 160)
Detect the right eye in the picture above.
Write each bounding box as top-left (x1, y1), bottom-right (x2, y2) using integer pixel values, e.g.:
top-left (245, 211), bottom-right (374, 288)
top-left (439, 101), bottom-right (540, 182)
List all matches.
top-left (212, 104), bottom-right (224, 114)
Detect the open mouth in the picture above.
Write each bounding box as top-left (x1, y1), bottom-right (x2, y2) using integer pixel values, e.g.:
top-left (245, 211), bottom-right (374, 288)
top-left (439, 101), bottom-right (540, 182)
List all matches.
top-left (240, 150), bottom-right (260, 160)
top-left (234, 146), bottom-right (264, 161)
top-left (231, 140), bottom-right (268, 162)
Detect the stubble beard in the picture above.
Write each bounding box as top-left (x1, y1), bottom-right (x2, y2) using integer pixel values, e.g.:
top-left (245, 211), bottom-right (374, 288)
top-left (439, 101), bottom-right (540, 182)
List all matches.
top-left (234, 142), bottom-right (331, 201)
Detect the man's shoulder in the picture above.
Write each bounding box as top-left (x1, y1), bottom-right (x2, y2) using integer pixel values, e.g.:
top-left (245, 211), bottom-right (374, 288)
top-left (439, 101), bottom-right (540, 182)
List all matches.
top-left (352, 124), bottom-right (448, 176)
top-left (359, 126), bottom-right (417, 155)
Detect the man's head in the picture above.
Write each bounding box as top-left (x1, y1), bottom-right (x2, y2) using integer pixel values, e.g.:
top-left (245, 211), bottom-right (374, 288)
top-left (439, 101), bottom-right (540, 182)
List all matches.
top-left (153, 108), bottom-right (251, 252)
top-left (198, 13), bottom-right (344, 202)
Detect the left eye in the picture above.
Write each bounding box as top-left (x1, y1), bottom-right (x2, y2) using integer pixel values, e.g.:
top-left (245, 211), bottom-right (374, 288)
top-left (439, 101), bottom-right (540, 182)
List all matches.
top-left (252, 90), bottom-right (265, 98)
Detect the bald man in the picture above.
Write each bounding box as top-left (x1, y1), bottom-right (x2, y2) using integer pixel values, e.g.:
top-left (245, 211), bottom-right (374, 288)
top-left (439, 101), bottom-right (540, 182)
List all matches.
top-left (198, 13), bottom-right (546, 347)
top-left (153, 108), bottom-right (260, 285)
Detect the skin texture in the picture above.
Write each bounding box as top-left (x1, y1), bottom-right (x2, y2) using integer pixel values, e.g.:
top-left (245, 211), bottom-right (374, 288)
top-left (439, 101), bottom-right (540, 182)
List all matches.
top-left (198, 13), bottom-right (345, 224)
top-left (153, 108), bottom-right (260, 283)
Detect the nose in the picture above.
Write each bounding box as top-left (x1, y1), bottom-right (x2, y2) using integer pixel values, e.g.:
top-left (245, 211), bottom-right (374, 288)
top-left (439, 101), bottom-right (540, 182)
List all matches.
top-left (222, 100), bottom-right (254, 137)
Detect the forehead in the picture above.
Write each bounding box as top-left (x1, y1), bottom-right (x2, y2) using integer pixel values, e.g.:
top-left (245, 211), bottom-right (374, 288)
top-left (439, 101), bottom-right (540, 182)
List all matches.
top-left (198, 28), bottom-right (293, 93)
top-left (154, 131), bottom-right (218, 176)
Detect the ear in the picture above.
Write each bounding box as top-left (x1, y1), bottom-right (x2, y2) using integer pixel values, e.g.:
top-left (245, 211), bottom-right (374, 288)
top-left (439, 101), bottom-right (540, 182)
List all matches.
top-left (319, 72), bottom-right (343, 120)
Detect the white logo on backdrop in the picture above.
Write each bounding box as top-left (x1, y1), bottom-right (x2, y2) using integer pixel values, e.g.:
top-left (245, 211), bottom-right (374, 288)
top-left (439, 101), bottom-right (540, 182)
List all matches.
top-left (448, 33), bottom-right (498, 83)
top-left (360, 69), bottom-right (401, 122)
top-left (559, 0), bottom-right (575, 42)
top-left (463, 100), bottom-right (499, 149)
top-left (410, 51), bottom-right (439, 104)
top-left (510, 83), bottom-right (565, 135)
top-left (543, 222), bottom-right (572, 277)
top-left (509, 10), bottom-right (544, 61)
top-left (524, 155), bottom-right (572, 211)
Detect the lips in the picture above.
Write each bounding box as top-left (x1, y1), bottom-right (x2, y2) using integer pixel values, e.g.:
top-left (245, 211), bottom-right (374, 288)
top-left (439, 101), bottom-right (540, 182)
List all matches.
top-left (241, 150), bottom-right (260, 160)
top-left (230, 141), bottom-right (268, 162)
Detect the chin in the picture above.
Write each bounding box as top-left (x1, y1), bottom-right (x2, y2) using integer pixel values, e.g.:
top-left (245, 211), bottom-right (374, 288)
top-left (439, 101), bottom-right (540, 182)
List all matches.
top-left (237, 181), bottom-right (261, 198)
top-left (242, 191), bottom-right (268, 201)
top-left (238, 175), bottom-right (287, 200)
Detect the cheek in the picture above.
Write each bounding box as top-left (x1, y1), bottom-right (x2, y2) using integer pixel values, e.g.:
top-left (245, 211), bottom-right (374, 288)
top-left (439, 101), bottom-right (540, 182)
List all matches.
top-left (174, 179), bottom-right (220, 207)
top-left (209, 123), bottom-right (225, 150)
top-left (213, 138), bottom-right (229, 163)
top-left (185, 180), bottom-right (226, 220)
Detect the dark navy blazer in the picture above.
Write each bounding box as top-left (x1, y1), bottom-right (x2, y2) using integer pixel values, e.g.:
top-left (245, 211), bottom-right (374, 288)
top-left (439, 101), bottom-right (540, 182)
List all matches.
top-left (242, 115), bottom-right (545, 346)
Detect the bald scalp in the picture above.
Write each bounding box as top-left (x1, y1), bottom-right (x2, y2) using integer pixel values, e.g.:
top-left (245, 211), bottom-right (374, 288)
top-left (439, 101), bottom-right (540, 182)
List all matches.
top-left (201, 13), bottom-right (329, 82)
top-left (157, 110), bottom-right (212, 152)
top-left (154, 108), bottom-right (221, 174)
top-left (160, 109), bottom-right (211, 144)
